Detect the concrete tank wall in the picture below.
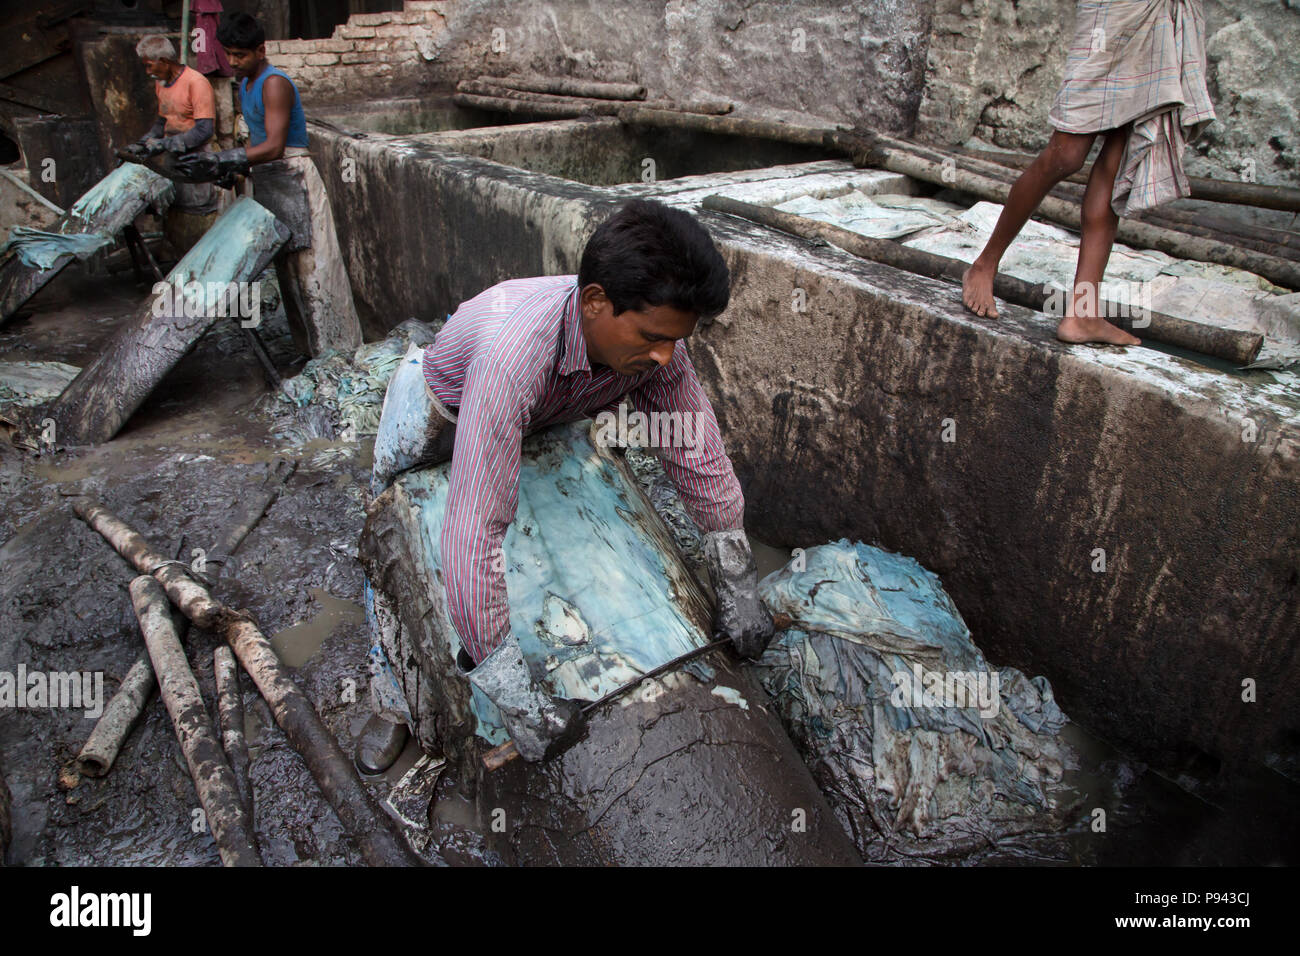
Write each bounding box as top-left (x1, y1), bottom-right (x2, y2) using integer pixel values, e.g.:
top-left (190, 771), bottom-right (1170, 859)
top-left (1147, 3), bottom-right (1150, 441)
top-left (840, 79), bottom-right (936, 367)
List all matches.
top-left (309, 124), bottom-right (1299, 778)
top-left (675, 212), bottom-right (1300, 777)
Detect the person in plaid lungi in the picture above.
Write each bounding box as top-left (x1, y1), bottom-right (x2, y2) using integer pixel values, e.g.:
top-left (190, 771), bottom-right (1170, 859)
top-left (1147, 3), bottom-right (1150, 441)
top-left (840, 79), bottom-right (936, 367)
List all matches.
top-left (962, 0), bottom-right (1216, 345)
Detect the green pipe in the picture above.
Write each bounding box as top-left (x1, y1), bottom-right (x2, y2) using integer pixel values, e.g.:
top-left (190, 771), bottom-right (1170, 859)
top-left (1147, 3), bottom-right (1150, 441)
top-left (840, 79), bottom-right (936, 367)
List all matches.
top-left (180, 0), bottom-right (191, 66)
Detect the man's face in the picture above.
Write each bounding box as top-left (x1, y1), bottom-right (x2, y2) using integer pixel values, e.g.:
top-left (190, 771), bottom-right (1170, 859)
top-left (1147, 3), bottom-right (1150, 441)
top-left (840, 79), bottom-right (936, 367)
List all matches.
top-left (580, 284), bottom-right (697, 377)
top-left (140, 56), bottom-right (171, 81)
top-left (223, 45), bottom-right (265, 79)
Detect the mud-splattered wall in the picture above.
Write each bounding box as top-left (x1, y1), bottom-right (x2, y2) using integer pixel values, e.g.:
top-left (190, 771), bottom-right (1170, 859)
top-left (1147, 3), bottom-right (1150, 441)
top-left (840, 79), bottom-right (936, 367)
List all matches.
top-left (266, 0), bottom-right (934, 135)
top-left (276, 0), bottom-right (1297, 191)
top-left (915, 0), bottom-right (1299, 189)
top-left (412, 0), bottom-right (934, 135)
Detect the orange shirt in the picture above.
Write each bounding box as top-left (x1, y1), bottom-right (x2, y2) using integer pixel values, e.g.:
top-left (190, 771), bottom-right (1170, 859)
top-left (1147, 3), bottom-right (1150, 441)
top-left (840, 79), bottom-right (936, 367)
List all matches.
top-left (156, 65), bottom-right (215, 134)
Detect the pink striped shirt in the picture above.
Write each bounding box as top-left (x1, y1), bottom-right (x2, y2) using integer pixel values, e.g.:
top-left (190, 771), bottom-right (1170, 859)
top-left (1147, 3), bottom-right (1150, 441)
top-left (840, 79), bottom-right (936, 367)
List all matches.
top-left (423, 274), bottom-right (744, 663)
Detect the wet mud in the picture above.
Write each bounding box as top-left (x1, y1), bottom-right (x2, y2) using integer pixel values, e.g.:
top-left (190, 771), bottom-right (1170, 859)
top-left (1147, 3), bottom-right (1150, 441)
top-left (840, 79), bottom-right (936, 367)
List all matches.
top-left (0, 266), bottom-right (403, 865)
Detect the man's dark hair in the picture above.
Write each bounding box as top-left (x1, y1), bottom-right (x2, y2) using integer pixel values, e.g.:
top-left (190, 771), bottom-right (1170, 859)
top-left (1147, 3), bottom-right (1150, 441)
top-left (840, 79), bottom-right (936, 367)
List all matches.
top-left (217, 12), bottom-right (265, 50)
top-left (578, 199), bottom-right (730, 319)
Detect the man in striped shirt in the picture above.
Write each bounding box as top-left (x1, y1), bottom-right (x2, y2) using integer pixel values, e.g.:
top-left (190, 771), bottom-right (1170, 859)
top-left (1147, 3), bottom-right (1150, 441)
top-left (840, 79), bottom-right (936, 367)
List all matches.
top-left (357, 199), bottom-right (774, 768)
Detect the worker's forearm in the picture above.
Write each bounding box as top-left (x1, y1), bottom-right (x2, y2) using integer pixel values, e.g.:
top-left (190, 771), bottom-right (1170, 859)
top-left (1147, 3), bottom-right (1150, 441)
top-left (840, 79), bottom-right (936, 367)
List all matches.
top-left (678, 469), bottom-right (745, 533)
top-left (174, 118), bottom-right (214, 152)
top-left (441, 519), bottom-right (512, 664)
top-left (143, 117), bottom-right (167, 141)
top-left (244, 138), bottom-right (286, 165)
top-left (629, 350), bottom-right (745, 532)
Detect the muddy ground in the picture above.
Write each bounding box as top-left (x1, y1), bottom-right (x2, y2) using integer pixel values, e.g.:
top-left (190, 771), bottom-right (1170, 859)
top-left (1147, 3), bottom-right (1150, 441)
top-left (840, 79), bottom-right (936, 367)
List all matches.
top-left (0, 262), bottom-right (1296, 866)
top-left (0, 263), bottom-right (490, 865)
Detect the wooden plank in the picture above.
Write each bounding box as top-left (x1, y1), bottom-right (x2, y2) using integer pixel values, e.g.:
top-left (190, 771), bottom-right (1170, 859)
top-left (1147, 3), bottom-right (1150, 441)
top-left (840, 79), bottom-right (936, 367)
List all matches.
top-left (702, 193), bottom-right (1266, 365)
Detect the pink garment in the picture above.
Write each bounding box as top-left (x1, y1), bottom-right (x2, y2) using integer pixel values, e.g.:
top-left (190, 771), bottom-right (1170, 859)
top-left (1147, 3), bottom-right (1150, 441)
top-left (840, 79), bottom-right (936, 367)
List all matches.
top-left (423, 275), bottom-right (745, 662)
top-left (191, 0), bottom-right (232, 77)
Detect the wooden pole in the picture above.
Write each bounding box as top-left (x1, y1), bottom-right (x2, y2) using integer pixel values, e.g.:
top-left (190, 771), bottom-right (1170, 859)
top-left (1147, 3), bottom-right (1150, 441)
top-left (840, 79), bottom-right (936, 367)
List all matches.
top-left (129, 575), bottom-right (262, 866)
top-left (75, 657), bottom-right (155, 777)
top-left (452, 91), bottom-right (590, 119)
top-left (214, 645), bottom-right (254, 815)
top-left (463, 78), bottom-right (734, 114)
top-left (455, 86), bottom-right (734, 119)
top-left (702, 194), bottom-right (1265, 365)
top-left (457, 81), bottom-right (623, 114)
top-left (74, 461), bottom-right (293, 779)
top-left (475, 73), bottom-right (647, 102)
top-left (72, 498), bottom-right (428, 867)
top-left (618, 105), bottom-right (826, 145)
top-left (937, 141), bottom-right (1300, 213)
top-left (834, 130), bottom-right (1300, 291)
top-left (179, 0), bottom-right (191, 67)
top-left (901, 138), bottom-right (1300, 263)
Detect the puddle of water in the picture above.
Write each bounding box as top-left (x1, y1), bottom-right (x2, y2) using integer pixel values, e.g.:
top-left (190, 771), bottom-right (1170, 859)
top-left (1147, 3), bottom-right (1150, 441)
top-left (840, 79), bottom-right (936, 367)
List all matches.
top-left (269, 587), bottom-right (366, 668)
top-left (749, 536), bottom-right (792, 580)
top-left (431, 778), bottom-right (479, 830)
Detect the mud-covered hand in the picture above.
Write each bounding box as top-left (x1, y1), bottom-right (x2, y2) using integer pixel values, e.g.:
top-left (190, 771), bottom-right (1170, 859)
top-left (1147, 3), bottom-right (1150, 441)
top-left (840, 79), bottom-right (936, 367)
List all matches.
top-left (174, 147), bottom-right (250, 183)
top-left (703, 529), bottom-right (774, 660)
top-left (155, 134), bottom-right (190, 156)
top-left (140, 137), bottom-right (174, 157)
top-left (120, 140), bottom-right (152, 162)
top-left (467, 638), bottom-right (585, 762)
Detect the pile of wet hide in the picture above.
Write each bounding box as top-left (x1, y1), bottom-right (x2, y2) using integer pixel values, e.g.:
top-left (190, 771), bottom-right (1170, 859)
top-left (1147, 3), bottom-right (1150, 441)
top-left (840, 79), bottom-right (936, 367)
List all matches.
top-left (750, 540), bottom-right (1076, 861)
top-left (260, 318), bottom-right (441, 447)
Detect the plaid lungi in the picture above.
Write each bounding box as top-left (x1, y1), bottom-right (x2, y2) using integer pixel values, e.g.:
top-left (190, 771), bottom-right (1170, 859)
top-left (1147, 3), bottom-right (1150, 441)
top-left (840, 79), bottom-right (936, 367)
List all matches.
top-left (1049, 0), bottom-right (1216, 216)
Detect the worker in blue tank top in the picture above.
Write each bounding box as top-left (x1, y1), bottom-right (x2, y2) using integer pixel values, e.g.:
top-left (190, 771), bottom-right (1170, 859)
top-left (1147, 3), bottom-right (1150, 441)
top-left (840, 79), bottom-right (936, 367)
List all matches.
top-left (175, 14), bottom-right (303, 175)
top-left (177, 12), bottom-right (361, 356)
top-left (240, 63), bottom-right (308, 152)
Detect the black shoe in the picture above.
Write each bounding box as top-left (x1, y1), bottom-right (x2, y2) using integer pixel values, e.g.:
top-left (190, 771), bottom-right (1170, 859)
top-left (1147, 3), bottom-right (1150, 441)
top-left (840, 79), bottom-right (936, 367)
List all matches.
top-left (355, 715), bottom-right (409, 775)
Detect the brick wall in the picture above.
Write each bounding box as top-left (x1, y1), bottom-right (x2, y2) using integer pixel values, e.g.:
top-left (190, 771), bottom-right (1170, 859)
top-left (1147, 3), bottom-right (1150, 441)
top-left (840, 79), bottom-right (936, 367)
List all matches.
top-left (261, 1), bottom-right (450, 102)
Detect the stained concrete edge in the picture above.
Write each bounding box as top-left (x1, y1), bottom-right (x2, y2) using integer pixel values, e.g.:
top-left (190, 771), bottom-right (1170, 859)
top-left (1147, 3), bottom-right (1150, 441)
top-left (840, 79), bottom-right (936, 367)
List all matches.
top-left (308, 123), bottom-right (1298, 775)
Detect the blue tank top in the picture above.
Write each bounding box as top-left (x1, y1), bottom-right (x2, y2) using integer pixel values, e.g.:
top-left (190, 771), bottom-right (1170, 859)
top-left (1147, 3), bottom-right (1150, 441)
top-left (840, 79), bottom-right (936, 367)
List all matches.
top-left (239, 65), bottom-right (308, 148)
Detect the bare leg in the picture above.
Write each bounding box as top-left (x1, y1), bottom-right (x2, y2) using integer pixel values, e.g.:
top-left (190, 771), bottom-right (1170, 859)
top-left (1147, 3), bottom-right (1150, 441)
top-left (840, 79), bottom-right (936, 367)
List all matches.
top-left (1057, 125), bottom-right (1141, 346)
top-left (962, 129), bottom-right (1097, 317)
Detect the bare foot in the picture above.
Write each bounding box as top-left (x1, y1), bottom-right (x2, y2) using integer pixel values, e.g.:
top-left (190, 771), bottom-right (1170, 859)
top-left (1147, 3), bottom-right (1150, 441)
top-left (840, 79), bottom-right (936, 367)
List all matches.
top-left (962, 262), bottom-right (999, 318)
top-left (1056, 314), bottom-right (1141, 346)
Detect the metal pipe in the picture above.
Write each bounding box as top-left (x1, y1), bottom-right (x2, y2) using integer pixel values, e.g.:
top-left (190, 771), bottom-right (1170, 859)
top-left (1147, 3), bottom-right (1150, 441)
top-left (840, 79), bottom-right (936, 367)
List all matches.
top-left (180, 0), bottom-right (191, 67)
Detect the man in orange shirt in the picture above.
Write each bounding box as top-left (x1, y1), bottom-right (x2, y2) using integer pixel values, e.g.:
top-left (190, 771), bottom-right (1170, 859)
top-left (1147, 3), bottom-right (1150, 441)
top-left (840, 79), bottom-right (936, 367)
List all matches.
top-left (125, 35), bottom-right (221, 223)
